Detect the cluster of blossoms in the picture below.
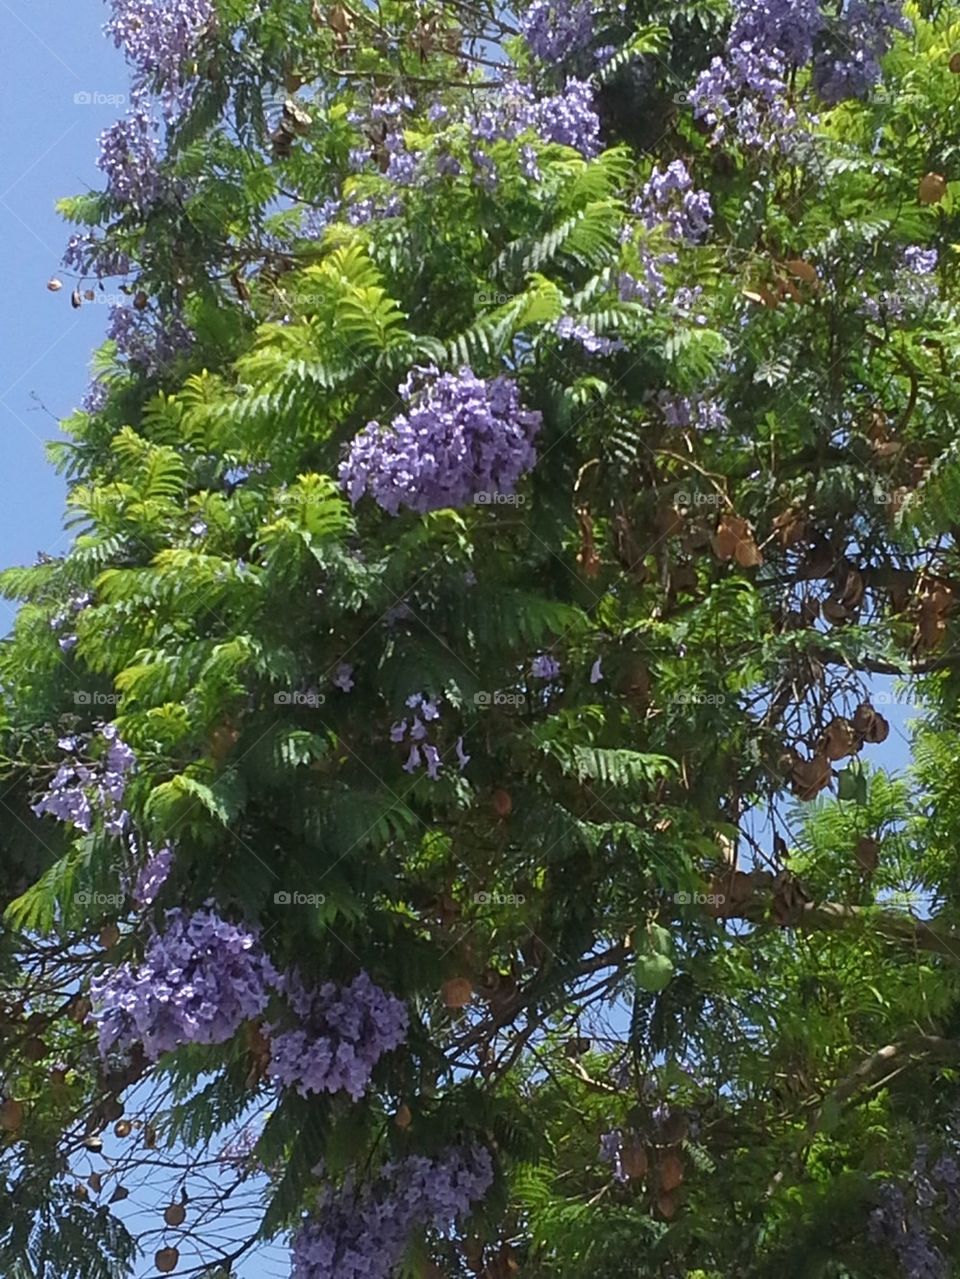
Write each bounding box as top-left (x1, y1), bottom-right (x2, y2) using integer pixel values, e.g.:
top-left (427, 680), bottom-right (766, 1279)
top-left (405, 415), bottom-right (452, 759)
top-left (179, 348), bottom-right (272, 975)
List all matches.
top-left (340, 366), bottom-right (541, 516)
top-left (690, 42), bottom-right (800, 151)
top-left (107, 302), bottom-right (194, 377)
top-left (266, 971), bottom-right (408, 1100)
top-left (554, 316), bottom-right (624, 357)
top-left (33, 726), bottom-right (136, 838)
top-left (861, 246), bottom-right (940, 322)
top-left (62, 232), bottom-right (131, 281)
top-left (291, 1146), bottom-right (494, 1279)
top-left (391, 693), bottom-right (470, 781)
top-left (729, 0), bottom-right (823, 65)
top-left (105, 0), bottom-right (214, 116)
top-left (531, 654), bottom-right (561, 680)
top-left (637, 161), bottom-right (712, 244)
top-left (619, 160), bottom-right (712, 308)
top-left (132, 843), bottom-right (175, 907)
top-left (521, 0), bottom-right (594, 63)
top-left (812, 1), bottom-right (910, 103)
top-left (96, 93), bottom-right (162, 208)
top-left (868, 1155), bottom-right (960, 1278)
top-left (91, 906), bottom-right (279, 1059)
top-left (48, 588), bottom-right (92, 653)
top-left (657, 391), bottom-right (729, 433)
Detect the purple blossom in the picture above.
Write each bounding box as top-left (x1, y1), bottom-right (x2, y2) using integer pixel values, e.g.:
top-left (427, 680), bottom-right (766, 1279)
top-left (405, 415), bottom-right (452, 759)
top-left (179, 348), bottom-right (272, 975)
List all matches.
top-left (590, 657), bottom-right (603, 684)
top-left (133, 844), bottom-right (174, 906)
top-left (521, 0), bottom-right (594, 63)
top-left (729, 0), bottom-right (823, 65)
top-left (62, 231), bottom-right (131, 280)
top-left (91, 906), bottom-right (278, 1060)
top-left (107, 303), bottom-right (194, 377)
top-left (531, 654), bottom-right (561, 679)
top-left (637, 161), bottom-right (713, 243)
top-left (340, 366), bottom-right (541, 516)
top-left (812, 1), bottom-right (910, 104)
top-left (33, 726), bottom-right (136, 837)
top-left (105, 0), bottom-right (214, 115)
top-left (903, 246), bottom-right (938, 275)
top-left (291, 1147), bottom-right (493, 1279)
top-left (599, 1129), bottom-right (628, 1182)
top-left (657, 391), bottom-right (728, 432)
top-left (690, 43), bottom-right (800, 151)
top-left (333, 663), bottom-right (355, 692)
top-left (267, 971), bottom-right (407, 1100)
top-left (97, 94), bottom-right (163, 208)
top-left (555, 316), bottom-right (624, 355)
top-left (455, 736), bottom-right (471, 769)
top-left (535, 79), bottom-right (601, 157)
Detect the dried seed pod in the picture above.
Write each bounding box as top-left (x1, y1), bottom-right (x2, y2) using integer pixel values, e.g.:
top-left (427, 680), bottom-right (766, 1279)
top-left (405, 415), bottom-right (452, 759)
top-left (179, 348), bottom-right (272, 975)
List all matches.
top-left (919, 172), bottom-right (947, 204)
top-left (164, 1203), bottom-right (186, 1227)
top-left (659, 1150), bottom-right (684, 1192)
top-left (155, 1248), bottom-right (179, 1274)
top-left (442, 977), bottom-right (473, 1009)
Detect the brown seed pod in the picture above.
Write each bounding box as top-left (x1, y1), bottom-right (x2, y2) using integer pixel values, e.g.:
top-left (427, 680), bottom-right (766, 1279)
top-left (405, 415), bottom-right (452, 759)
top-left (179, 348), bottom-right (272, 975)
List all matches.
top-left (659, 1149), bottom-right (684, 1192)
top-left (442, 978), bottom-right (473, 1009)
top-left (657, 1190), bottom-right (679, 1219)
top-left (620, 1138), bottom-right (648, 1180)
top-left (163, 1203), bottom-right (186, 1227)
top-left (855, 836), bottom-right (880, 873)
top-left (113, 1120), bottom-right (132, 1138)
top-left (919, 172), bottom-right (947, 205)
top-left (819, 717), bottom-right (859, 762)
top-left (98, 924), bottom-right (120, 950)
top-left (491, 789), bottom-right (512, 818)
top-left (133, 290), bottom-right (149, 311)
top-left (155, 1247), bottom-right (179, 1274)
top-left (394, 1103), bottom-right (412, 1130)
top-left (67, 995), bottom-right (92, 1023)
top-left (109, 1184), bottom-right (129, 1203)
top-left (22, 1036), bottom-right (48, 1062)
top-left (0, 1099), bottom-right (24, 1131)
top-left (47, 277), bottom-right (63, 292)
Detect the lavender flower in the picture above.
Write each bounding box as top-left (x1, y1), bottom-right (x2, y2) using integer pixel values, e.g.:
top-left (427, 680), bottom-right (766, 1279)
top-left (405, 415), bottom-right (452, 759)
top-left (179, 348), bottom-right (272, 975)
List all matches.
top-left (637, 161), bottom-right (713, 243)
top-left (590, 657), bottom-right (603, 683)
top-left (133, 844), bottom-right (174, 906)
top-left (555, 316), bottom-right (624, 355)
top-left (340, 366), bottom-right (541, 516)
top-left (97, 94), bottom-right (163, 208)
top-left (531, 654), bottom-right (561, 679)
top-left (92, 905), bottom-right (278, 1059)
top-left (535, 79), bottom-right (602, 157)
top-left (267, 971), bottom-right (407, 1100)
top-left (521, 0), bottom-right (594, 63)
top-left (690, 42), bottom-right (800, 151)
top-left (333, 663), bottom-right (355, 692)
top-left (105, 0), bottom-right (214, 115)
top-left (291, 1147), bottom-right (493, 1279)
top-left (32, 726), bottom-right (136, 838)
top-left (729, 0), bottom-right (823, 66)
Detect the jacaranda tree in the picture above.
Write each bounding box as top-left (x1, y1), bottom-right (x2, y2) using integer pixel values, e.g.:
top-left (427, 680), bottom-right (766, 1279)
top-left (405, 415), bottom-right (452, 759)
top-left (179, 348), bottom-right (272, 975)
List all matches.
top-left (5, 0), bottom-right (960, 1275)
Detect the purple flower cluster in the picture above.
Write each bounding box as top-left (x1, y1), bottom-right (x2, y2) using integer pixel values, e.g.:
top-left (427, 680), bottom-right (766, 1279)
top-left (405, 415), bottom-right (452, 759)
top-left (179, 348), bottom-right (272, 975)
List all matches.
top-left (531, 654), bottom-right (561, 680)
top-left (107, 302), bottom-right (194, 376)
top-left (49, 588), bottom-right (92, 652)
top-left (340, 366), bottom-right (541, 515)
top-left (97, 94), bottom-right (163, 208)
top-left (690, 42), bottom-right (800, 151)
top-left (291, 1146), bottom-right (494, 1279)
top-left (266, 971), bottom-right (408, 1100)
top-left (637, 161), bottom-right (713, 243)
top-left (657, 391), bottom-right (729, 432)
top-left (33, 726), bottom-right (135, 838)
top-left (521, 0), bottom-right (594, 64)
top-left (105, 0), bottom-right (213, 115)
top-left (535, 79), bottom-right (602, 156)
top-left (133, 844), bottom-right (175, 906)
top-left (729, 0), bottom-right (823, 65)
top-left (391, 693), bottom-right (470, 780)
top-left (92, 906), bottom-right (278, 1060)
top-left (62, 232), bottom-right (131, 280)
top-left (599, 1128), bottom-right (630, 1181)
top-left (812, 1), bottom-right (909, 104)
top-left (861, 246), bottom-right (940, 322)
top-left (555, 316), bottom-right (624, 356)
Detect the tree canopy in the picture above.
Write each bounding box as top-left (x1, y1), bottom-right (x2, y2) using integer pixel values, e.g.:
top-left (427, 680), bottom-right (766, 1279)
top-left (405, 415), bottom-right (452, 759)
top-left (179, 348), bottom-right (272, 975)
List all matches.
top-left (5, 0), bottom-right (960, 1275)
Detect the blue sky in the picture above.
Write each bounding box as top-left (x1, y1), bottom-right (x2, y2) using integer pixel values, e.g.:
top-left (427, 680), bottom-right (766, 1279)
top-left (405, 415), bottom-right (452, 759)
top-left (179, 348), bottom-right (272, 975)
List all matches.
top-left (0, 0), bottom-right (128, 630)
